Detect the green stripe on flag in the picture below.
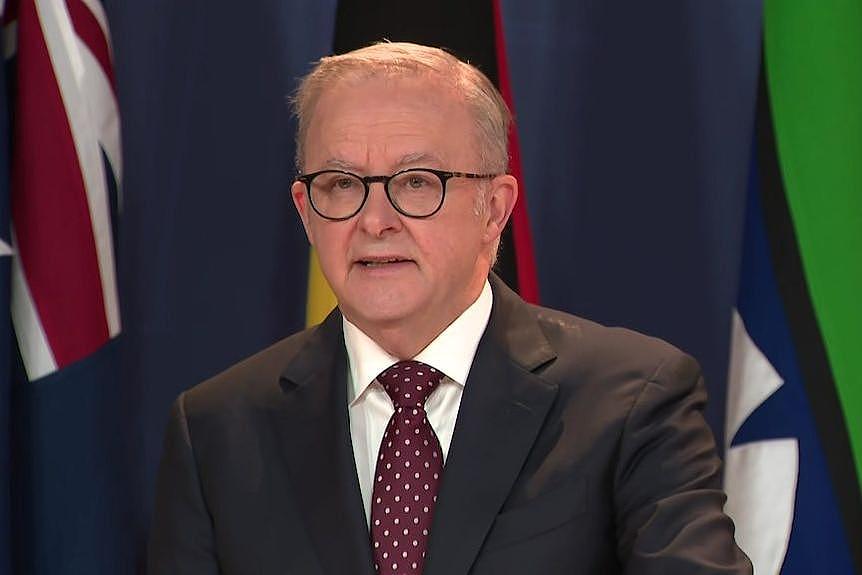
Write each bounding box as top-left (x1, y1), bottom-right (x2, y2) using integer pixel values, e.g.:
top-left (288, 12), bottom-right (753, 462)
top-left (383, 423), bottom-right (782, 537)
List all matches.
top-left (764, 0), bottom-right (862, 485)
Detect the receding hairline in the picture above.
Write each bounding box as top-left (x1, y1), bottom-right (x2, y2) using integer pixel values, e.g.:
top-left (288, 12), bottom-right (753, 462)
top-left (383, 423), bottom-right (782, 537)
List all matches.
top-left (291, 41), bottom-right (512, 173)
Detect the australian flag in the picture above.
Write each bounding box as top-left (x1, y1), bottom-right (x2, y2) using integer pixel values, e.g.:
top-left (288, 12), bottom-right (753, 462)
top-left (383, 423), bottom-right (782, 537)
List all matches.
top-left (2, 0), bottom-right (141, 572)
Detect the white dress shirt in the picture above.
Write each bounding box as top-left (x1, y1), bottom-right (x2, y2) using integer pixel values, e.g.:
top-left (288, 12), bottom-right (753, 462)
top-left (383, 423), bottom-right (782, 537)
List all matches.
top-left (343, 280), bottom-right (493, 525)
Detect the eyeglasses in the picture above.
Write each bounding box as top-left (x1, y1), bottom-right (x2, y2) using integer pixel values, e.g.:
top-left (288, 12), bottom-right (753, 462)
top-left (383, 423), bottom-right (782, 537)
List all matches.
top-left (295, 168), bottom-right (498, 221)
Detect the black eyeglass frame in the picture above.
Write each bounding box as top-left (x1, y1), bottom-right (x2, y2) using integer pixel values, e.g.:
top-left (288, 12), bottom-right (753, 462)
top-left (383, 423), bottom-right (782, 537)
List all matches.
top-left (295, 168), bottom-right (498, 221)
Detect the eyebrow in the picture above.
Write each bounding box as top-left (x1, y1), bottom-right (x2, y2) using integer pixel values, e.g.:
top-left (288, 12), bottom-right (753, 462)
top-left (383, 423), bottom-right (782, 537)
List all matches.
top-left (395, 152), bottom-right (444, 168)
top-left (317, 152), bottom-right (445, 173)
top-left (319, 158), bottom-right (357, 171)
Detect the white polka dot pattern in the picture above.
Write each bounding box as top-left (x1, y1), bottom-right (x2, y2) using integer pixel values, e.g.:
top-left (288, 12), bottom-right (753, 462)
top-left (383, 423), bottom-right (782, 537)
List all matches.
top-left (371, 361), bottom-right (444, 574)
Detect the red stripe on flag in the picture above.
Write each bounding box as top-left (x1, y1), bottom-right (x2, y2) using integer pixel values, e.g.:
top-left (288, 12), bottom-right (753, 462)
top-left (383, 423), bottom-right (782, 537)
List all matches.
top-left (66, 0), bottom-right (116, 89)
top-left (12, 0), bottom-right (110, 368)
top-left (493, 0), bottom-right (540, 304)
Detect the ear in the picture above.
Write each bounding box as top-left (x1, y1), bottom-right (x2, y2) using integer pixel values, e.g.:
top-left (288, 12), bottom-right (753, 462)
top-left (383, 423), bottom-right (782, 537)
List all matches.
top-left (291, 179), bottom-right (315, 245)
top-left (482, 174), bottom-right (518, 245)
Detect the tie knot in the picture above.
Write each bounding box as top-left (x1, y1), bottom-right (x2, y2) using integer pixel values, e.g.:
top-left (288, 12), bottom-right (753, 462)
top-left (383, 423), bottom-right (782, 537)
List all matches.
top-left (377, 360), bottom-right (444, 408)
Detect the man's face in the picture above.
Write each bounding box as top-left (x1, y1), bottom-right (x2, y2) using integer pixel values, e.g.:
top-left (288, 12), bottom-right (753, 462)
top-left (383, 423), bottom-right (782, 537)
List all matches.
top-left (292, 74), bottom-right (515, 346)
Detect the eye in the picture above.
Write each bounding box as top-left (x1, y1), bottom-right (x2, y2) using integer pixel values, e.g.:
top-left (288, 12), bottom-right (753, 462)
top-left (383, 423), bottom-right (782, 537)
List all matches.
top-left (399, 171), bottom-right (437, 190)
top-left (333, 176), bottom-right (358, 190)
top-left (406, 175), bottom-right (429, 188)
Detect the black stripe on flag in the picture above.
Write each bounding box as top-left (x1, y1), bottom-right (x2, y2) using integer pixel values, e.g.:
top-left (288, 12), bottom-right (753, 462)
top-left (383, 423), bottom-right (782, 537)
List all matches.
top-left (756, 70), bottom-right (862, 572)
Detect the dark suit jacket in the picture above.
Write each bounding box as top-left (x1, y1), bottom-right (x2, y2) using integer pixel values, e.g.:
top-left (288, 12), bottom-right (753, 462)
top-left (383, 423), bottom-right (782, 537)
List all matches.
top-left (148, 275), bottom-right (752, 574)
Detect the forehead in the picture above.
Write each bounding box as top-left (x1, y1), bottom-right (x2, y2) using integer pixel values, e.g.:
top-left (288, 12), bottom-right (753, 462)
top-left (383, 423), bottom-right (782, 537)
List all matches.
top-left (303, 74), bottom-right (480, 171)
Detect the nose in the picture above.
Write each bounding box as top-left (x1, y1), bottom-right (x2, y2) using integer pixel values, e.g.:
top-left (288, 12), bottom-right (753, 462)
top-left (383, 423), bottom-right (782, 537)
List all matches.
top-left (356, 182), bottom-right (403, 237)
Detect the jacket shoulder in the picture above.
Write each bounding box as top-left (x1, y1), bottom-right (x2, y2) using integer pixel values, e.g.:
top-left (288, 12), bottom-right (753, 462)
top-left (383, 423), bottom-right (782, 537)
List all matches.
top-left (530, 304), bottom-right (700, 387)
top-left (181, 322), bottom-right (329, 416)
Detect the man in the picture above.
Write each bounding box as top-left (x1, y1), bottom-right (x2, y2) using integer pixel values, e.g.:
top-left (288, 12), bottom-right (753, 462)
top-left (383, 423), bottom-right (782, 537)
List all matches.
top-left (148, 42), bottom-right (752, 574)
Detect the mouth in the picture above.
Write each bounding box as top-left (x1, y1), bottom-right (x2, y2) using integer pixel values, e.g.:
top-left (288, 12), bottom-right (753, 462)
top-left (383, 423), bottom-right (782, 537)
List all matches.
top-left (355, 256), bottom-right (414, 268)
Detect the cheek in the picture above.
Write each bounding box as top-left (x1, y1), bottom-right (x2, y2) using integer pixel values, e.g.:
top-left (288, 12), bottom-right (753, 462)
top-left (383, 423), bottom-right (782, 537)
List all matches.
top-left (311, 225), bottom-right (352, 266)
top-left (417, 224), bottom-right (482, 274)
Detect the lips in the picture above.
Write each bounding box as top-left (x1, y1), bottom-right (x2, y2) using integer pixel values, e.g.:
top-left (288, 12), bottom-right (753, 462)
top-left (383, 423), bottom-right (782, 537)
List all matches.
top-left (356, 256), bottom-right (413, 267)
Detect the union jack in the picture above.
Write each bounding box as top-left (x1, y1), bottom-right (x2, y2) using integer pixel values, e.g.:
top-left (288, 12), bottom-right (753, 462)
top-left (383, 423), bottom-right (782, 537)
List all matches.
top-left (3, 0), bottom-right (121, 380)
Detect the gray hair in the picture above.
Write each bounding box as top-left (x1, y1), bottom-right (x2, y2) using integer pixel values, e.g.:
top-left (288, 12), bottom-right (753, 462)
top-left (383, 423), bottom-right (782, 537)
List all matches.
top-left (290, 41), bottom-right (511, 174)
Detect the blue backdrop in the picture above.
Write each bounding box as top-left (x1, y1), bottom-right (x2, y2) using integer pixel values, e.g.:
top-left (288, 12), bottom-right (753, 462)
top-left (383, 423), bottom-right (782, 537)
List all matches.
top-left (8, 0), bottom-right (765, 572)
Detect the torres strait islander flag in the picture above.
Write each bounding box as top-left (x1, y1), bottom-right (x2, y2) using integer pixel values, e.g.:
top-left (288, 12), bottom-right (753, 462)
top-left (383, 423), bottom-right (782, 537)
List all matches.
top-left (724, 2), bottom-right (862, 573)
top-left (303, 0), bottom-right (539, 326)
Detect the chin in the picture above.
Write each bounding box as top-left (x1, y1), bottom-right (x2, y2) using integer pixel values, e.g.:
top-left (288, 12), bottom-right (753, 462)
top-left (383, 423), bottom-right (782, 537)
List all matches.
top-left (343, 293), bottom-right (422, 329)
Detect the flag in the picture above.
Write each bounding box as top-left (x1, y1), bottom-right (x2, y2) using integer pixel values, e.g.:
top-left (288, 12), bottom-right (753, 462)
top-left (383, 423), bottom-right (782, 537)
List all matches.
top-left (306, 247), bottom-right (337, 326)
top-left (4, 0), bottom-right (133, 571)
top-left (1, 11), bottom-right (15, 574)
top-left (9, 0), bottom-right (121, 377)
top-left (723, 1), bottom-right (862, 571)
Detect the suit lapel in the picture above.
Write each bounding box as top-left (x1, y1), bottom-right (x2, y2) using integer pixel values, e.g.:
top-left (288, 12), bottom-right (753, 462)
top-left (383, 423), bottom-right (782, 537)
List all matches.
top-left (424, 276), bottom-right (559, 575)
top-left (269, 310), bottom-right (375, 575)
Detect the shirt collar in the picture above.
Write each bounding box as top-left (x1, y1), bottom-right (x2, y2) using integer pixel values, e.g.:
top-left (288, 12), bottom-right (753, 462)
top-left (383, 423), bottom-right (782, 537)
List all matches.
top-left (343, 279), bottom-right (493, 405)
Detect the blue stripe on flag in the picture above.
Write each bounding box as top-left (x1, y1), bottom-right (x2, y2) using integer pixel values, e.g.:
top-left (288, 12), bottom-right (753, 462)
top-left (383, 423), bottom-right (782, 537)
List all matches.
top-left (733, 153), bottom-right (855, 574)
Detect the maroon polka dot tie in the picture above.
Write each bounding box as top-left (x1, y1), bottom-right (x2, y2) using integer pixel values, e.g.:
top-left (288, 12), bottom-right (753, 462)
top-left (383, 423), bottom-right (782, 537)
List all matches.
top-left (371, 360), bottom-right (445, 574)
